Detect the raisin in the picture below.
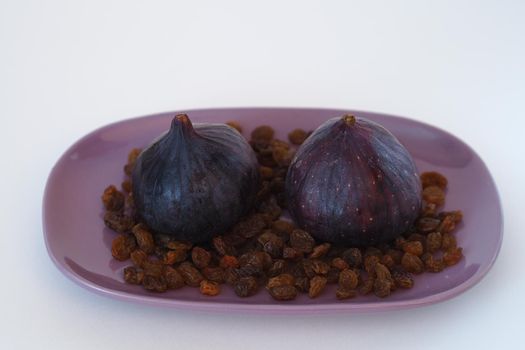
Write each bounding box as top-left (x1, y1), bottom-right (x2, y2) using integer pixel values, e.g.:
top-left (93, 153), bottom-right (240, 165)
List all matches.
top-left (420, 171), bottom-right (448, 190)
top-left (359, 278), bottom-right (375, 295)
top-left (302, 259), bottom-right (317, 278)
top-left (101, 185), bottom-right (125, 212)
top-left (438, 215), bottom-right (456, 233)
top-left (272, 147), bottom-right (293, 166)
top-left (104, 211), bottom-right (133, 233)
top-left (257, 231), bottom-right (284, 258)
top-left (391, 267), bottom-right (414, 289)
top-left (121, 179), bottom-right (132, 193)
top-left (381, 254), bottom-right (396, 269)
top-left (163, 250), bottom-right (187, 265)
top-left (294, 276), bottom-right (310, 292)
top-left (270, 139), bottom-right (290, 150)
top-left (111, 234), bottom-right (136, 261)
top-left (191, 247), bottom-right (211, 269)
top-left (336, 287), bottom-right (357, 300)
top-left (401, 253), bottom-right (424, 274)
top-left (288, 262), bottom-right (306, 278)
top-left (201, 267), bottom-right (225, 283)
top-left (339, 269), bottom-right (359, 290)
top-left (233, 214), bottom-right (268, 238)
top-left (373, 279), bottom-right (392, 298)
top-left (234, 277), bottom-right (258, 297)
top-left (271, 220), bottom-right (295, 236)
top-left (394, 237), bottom-right (406, 250)
top-left (159, 237), bottom-right (192, 252)
top-left (212, 236), bottom-right (235, 256)
top-left (421, 201), bottom-right (437, 217)
top-left (226, 120), bottom-right (242, 133)
top-left (290, 229), bottom-right (315, 253)
top-left (402, 241), bottom-right (424, 257)
top-left (308, 276), bottom-right (328, 298)
top-left (257, 153), bottom-right (277, 168)
top-left (385, 249), bottom-right (403, 265)
top-left (239, 251), bottom-right (265, 270)
top-left (416, 217), bottom-right (441, 233)
top-left (283, 247), bottom-right (302, 260)
top-left (258, 196), bottom-right (282, 220)
top-left (268, 259), bottom-right (286, 277)
top-left (267, 274), bottom-right (295, 288)
top-left (439, 210), bottom-right (463, 224)
top-left (142, 274), bottom-right (168, 292)
top-left (143, 260), bottom-right (163, 277)
top-left (219, 255), bottom-right (239, 269)
top-left (268, 285), bottom-right (298, 301)
top-left (288, 128), bottom-right (308, 145)
top-left (199, 280), bottom-right (221, 296)
top-left (311, 260), bottom-right (330, 275)
top-left (127, 148), bottom-right (141, 162)
top-left (259, 166), bottom-right (274, 180)
top-left (130, 249), bottom-right (148, 268)
top-left (235, 265), bottom-right (263, 278)
top-left (364, 255), bottom-right (380, 275)
top-left (131, 224), bottom-right (155, 254)
top-left (125, 148), bottom-right (141, 173)
top-left (309, 243), bottom-right (331, 258)
top-left (443, 247), bottom-right (463, 266)
top-left (406, 233), bottom-right (426, 245)
top-left (422, 186), bottom-right (445, 206)
top-left (251, 125), bottom-right (274, 141)
top-left (426, 232), bottom-right (442, 253)
top-left (123, 266), bottom-right (144, 284)
top-left (331, 257), bottom-right (349, 270)
top-left (374, 263), bottom-right (392, 282)
top-left (177, 262), bottom-right (204, 287)
top-left (342, 248), bottom-right (362, 268)
top-left (441, 233), bottom-right (457, 250)
top-left (223, 233), bottom-right (246, 247)
top-left (422, 253), bottom-right (444, 273)
top-left (224, 268), bottom-right (240, 285)
top-left (164, 265), bottom-right (185, 289)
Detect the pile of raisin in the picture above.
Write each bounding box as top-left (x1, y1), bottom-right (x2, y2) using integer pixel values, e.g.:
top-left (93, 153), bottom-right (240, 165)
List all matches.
top-left (102, 123), bottom-right (463, 301)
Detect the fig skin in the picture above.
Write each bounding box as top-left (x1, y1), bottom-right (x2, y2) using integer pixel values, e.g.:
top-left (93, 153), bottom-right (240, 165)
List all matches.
top-left (285, 115), bottom-right (421, 246)
top-left (132, 114), bottom-right (260, 243)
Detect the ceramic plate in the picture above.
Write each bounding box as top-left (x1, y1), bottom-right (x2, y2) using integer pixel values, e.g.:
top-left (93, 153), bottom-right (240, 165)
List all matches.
top-left (42, 108), bottom-right (503, 313)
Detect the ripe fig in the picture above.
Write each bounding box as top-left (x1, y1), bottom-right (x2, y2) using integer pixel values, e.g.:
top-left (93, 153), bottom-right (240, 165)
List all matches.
top-left (132, 114), bottom-right (260, 242)
top-left (286, 115), bottom-right (421, 246)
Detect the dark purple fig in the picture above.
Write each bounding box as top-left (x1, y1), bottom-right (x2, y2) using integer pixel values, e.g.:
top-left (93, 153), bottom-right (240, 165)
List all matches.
top-left (286, 115), bottom-right (421, 246)
top-left (132, 114), bottom-right (260, 242)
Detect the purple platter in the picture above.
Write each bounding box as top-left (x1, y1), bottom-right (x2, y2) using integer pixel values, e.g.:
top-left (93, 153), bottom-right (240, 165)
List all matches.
top-left (42, 108), bottom-right (503, 314)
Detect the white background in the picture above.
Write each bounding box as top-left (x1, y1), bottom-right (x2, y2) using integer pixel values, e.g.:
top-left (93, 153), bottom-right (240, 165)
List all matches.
top-left (1, 0), bottom-right (524, 349)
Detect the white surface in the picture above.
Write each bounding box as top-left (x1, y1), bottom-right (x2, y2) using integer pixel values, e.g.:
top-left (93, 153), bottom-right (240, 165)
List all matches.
top-left (1, 0), bottom-right (524, 349)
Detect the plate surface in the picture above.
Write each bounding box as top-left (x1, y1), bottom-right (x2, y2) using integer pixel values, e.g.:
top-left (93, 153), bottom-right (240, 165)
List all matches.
top-left (42, 108), bottom-right (503, 313)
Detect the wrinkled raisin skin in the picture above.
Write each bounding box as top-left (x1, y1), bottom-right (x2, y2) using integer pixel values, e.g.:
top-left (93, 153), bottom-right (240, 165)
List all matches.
top-left (200, 280), bottom-right (221, 296)
top-left (234, 277), bottom-right (259, 297)
top-left (268, 285), bottom-right (298, 301)
top-left (308, 276), bottom-right (328, 298)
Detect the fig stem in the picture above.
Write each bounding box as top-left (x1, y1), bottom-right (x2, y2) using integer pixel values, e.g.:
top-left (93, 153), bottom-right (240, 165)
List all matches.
top-left (342, 114), bottom-right (356, 126)
top-left (170, 113), bottom-right (195, 134)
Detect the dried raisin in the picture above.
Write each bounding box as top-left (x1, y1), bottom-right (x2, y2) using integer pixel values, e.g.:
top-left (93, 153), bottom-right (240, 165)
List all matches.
top-left (199, 280), bottom-right (221, 296)
top-left (308, 276), bottom-right (327, 298)
top-left (191, 247), bottom-right (211, 269)
top-left (290, 229), bottom-right (315, 253)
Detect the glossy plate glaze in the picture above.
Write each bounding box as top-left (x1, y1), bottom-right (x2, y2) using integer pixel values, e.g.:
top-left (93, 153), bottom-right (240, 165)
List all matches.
top-left (42, 108), bottom-right (503, 313)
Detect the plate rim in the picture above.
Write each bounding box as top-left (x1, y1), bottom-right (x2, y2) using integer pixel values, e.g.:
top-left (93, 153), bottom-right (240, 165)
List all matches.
top-left (42, 107), bottom-right (504, 313)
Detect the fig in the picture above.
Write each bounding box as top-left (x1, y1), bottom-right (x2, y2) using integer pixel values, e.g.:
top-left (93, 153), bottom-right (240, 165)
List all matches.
top-left (132, 114), bottom-right (260, 242)
top-left (285, 115), bottom-right (421, 246)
